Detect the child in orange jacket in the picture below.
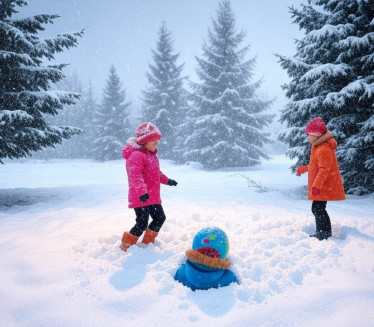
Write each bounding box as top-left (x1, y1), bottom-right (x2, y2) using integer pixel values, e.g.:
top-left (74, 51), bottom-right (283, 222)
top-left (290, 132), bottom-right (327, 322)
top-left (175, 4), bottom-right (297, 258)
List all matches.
top-left (296, 117), bottom-right (345, 240)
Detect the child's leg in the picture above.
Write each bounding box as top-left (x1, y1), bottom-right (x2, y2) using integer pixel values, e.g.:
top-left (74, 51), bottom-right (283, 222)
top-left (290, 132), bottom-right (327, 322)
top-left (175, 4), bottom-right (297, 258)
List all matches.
top-left (120, 232), bottom-right (139, 251)
top-left (120, 207), bottom-right (150, 252)
top-left (148, 204), bottom-right (166, 232)
top-left (130, 206), bottom-right (151, 237)
top-left (141, 205), bottom-right (166, 245)
top-left (311, 201), bottom-right (331, 232)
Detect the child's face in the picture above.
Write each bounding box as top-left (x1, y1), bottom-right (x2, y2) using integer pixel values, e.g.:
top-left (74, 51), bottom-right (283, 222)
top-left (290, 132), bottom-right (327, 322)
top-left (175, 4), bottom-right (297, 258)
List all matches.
top-left (308, 134), bottom-right (318, 143)
top-left (144, 139), bottom-right (159, 152)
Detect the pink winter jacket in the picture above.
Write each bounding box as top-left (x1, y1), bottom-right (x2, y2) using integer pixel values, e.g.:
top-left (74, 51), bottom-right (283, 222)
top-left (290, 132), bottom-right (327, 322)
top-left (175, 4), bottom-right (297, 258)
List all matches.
top-left (122, 139), bottom-right (169, 208)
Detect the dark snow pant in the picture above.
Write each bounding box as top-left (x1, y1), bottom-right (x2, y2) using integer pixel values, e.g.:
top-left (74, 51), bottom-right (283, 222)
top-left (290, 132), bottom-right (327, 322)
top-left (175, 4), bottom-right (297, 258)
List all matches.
top-left (311, 201), bottom-right (331, 232)
top-left (130, 204), bottom-right (166, 237)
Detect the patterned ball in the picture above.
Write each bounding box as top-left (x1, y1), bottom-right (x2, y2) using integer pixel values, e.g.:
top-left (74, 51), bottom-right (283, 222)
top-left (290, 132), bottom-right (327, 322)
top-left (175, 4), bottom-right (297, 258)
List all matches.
top-left (192, 227), bottom-right (230, 259)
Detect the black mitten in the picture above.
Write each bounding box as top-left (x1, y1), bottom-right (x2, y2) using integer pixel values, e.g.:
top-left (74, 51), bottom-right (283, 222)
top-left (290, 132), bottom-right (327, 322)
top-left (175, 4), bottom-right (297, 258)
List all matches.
top-left (139, 193), bottom-right (150, 202)
top-left (167, 179), bottom-right (178, 186)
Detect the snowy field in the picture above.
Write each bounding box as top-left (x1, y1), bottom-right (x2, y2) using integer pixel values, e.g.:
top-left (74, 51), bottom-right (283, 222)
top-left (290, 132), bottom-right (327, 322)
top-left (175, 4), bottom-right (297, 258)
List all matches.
top-left (0, 155), bottom-right (373, 327)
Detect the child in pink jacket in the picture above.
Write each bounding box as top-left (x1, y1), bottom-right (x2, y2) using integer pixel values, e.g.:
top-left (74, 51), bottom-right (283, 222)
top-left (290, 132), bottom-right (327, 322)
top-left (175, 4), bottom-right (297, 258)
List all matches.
top-left (120, 122), bottom-right (177, 251)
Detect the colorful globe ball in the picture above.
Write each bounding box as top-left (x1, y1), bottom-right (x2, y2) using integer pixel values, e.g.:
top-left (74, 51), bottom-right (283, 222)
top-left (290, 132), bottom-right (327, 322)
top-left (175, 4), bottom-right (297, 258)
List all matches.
top-left (192, 227), bottom-right (230, 259)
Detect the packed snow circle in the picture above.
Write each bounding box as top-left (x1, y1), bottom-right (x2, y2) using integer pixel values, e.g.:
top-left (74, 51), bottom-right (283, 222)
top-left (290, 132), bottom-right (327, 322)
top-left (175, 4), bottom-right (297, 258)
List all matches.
top-left (0, 156), bottom-right (373, 327)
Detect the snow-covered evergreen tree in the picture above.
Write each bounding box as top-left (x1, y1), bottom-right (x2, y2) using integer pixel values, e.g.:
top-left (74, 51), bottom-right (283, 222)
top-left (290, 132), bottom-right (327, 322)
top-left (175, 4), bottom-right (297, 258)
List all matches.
top-left (34, 70), bottom-right (84, 159)
top-left (92, 66), bottom-right (131, 161)
top-left (36, 76), bottom-right (98, 160)
top-left (277, 0), bottom-right (374, 195)
top-left (0, 0), bottom-right (83, 163)
top-left (78, 81), bottom-right (98, 159)
top-left (141, 22), bottom-right (188, 160)
top-left (179, 0), bottom-right (273, 169)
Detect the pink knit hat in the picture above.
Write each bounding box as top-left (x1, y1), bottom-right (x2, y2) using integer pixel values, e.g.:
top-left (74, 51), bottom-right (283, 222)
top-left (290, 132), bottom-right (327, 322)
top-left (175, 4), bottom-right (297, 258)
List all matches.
top-left (305, 117), bottom-right (327, 136)
top-left (135, 122), bottom-right (162, 145)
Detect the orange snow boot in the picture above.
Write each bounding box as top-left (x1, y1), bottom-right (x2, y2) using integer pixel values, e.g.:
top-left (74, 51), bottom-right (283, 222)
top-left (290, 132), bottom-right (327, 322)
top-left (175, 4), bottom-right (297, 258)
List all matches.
top-left (142, 228), bottom-right (158, 245)
top-left (120, 232), bottom-right (139, 252)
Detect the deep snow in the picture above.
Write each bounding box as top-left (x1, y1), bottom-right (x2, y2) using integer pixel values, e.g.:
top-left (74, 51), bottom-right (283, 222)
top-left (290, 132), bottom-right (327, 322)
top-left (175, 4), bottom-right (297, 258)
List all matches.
top-left (0, 156), bottom-right (373, 327)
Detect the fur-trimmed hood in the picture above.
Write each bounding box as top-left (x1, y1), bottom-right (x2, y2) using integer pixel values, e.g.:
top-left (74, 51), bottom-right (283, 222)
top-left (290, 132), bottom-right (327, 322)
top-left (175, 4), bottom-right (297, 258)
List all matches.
top-left (122, 137), bottom-right (158, 160)
top-left (185, 249), bottom-right (231, 269)
top-left (312, 131), bottom-right (337, 150)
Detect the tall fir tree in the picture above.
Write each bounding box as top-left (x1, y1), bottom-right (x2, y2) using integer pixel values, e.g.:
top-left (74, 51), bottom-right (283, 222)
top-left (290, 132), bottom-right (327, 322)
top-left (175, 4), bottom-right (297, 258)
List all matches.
top-left (141, 22), bottom-right (188, 160)
top-left (78, 81), bottom-right (98, 159)
top-left (92, 65), bottom-right (131, 161)
top-left (277, 0), bottom-right (374, 195)
top-left (38, 76), bottom-right (98, 160)
top-left (0, 0), bottom-right (83, 163)
top-left (179, 0), bottom-right (273, 169)
top-left (34, 70), bottom-right (84, 159)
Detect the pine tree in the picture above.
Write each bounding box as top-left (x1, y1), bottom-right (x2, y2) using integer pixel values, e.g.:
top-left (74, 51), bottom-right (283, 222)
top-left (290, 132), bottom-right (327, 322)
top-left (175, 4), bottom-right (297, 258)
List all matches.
top-left (78, 81), bottom-right (98, 159)
top-left (179, 0), bottom-right (273, 169)
top-left (92, 66), bottom-right (131, 161)
top-left (37, 76), bottom-right (98, 160)
top-left (0, 0), bottom-right (83, 163)
top-left (34, 70), bottom-right (84, 159)
top-left (277, 0), bottom-right (374, 195)
top-left (141, 22), bottom-right (188, 160)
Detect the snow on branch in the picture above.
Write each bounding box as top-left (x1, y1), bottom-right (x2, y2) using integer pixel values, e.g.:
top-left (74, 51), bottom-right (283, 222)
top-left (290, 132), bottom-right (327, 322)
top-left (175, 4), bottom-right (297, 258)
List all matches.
top-left (307, 23), bottom-right (355, 41)
top-left (234, 173), bottom-right (275, 193)
top-left (5, 90), bottom-right (80, 114)
top-left (340, 32), bottom-right (374, 49)
top-left (0, 21), bottom-right (33, 49)
top-left (33, 30), bottom-right (84, 60)
top-left (291, 96), bottom-right (323, 112)
top-left (0, 110), bottom-right (33, 124)
top-left (12, 14), bottom-right (60, 33)
top-left (323, 80), bottom-right (374, 107)
top-left (365, 158), bottom-right (374, 170)
top-left (300, 63), bottom-right (350, 82)
top-left (0, 50), bottom-right (35, 66)
top-left (276, 54), bottom-right (311, 71)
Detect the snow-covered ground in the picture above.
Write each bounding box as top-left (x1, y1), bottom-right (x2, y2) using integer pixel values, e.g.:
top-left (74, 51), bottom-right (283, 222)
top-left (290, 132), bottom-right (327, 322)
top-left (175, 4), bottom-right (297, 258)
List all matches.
top-left (0, 156), bottom-right (373, 327)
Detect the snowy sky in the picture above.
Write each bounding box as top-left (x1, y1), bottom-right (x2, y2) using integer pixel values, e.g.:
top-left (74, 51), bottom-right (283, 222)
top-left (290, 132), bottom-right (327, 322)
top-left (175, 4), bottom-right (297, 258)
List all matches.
top-left (17, 0), bottom-right (304, 111)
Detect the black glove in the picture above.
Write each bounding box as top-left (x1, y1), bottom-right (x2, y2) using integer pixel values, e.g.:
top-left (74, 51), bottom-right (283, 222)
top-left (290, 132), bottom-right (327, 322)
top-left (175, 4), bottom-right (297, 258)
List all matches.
top-left (139, 193), bottom-right (149, 202)
top-left (167, 179), bottom-right (178, 186)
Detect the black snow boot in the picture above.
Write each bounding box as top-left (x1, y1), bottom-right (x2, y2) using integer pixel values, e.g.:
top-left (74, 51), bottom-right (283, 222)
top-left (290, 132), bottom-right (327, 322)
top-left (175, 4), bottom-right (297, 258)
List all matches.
top-left (309, 230), bottom-right (332, 241)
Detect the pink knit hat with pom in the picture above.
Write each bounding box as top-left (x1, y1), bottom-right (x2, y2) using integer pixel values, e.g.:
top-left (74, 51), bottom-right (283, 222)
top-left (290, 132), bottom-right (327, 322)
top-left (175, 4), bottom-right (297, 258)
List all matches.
top-left (135, 122), bottom-right (162, 145)
top-left (305, 117), bottom-right (327, 136)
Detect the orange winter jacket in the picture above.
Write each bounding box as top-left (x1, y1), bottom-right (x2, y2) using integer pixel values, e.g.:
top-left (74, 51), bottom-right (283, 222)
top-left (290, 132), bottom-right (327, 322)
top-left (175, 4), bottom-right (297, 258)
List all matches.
top-left (300, 132), bottom-right (346, 201)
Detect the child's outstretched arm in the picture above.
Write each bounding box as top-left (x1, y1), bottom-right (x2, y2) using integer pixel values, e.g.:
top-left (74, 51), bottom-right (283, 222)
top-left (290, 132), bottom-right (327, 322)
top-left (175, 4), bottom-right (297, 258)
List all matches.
top-left (296, 165), bottom-right (308, 176)
top-left (160, 171), bottom-right (177, 186)
top-left (159, 171), bottom-right (169, 185)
